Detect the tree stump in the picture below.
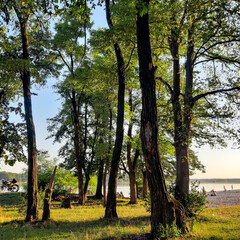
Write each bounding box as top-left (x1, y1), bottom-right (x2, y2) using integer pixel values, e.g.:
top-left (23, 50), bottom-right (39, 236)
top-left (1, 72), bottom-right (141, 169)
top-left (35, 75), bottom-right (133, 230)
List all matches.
top-left (42, 166), bottom-right (57, 222)
top-left (61, 197), bottom-right (71, 208)
top-left (42, 188), bottom-right (52, 221)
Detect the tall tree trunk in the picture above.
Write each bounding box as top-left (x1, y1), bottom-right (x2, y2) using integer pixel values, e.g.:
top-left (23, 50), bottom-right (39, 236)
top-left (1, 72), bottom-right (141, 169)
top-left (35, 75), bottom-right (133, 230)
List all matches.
top-left (142, 170), bottom-right (148, 199)
top-left (84, 173), bottom-right (90, 195)
top-left (18, 16), bottom-right (38, 222)
top-left (129, 169), bottom-right (137, 204)
top-left (95, 159), bottom-right (104, 199)
top-left (175, 22), bottom-right (195, 204)
top-left (167, 2), bottom-right (189, 204)
top-left (0, 89), bottom-right (6, 155)
top-left (103, 154), bottom-right (110, 206)
top-left (127, 88), bottom-right (138, 204)
top-left (128, 149), bottom-right (139, 204)
top-left (103, 104), bottom-right (112, 206)
top-left (71, 91), bottom-right (85, 205)
top-left (136, 1), bottom-right (175, 237)
top-left (105, 0), bottom-right (125, 218)
top-left (84, 119), bottom-right (98, 195)
top-left (175, 23), bottom-right (195, 203)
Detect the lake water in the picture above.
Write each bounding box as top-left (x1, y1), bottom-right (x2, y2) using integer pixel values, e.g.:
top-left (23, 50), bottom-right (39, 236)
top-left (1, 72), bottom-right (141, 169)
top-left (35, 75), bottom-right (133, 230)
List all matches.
top-left (117, 186), bottom-right (131, 198)
top-left (195, 183), bottom-right (240, 192)
top-left (14, 182), bottom-right (240, 197)
top-left (117, 182), bottom-right (240, 198)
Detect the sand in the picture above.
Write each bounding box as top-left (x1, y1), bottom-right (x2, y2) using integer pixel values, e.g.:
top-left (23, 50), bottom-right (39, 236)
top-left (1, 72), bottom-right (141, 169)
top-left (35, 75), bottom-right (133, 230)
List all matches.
top-left (206, 189), bottom-right (240, 208)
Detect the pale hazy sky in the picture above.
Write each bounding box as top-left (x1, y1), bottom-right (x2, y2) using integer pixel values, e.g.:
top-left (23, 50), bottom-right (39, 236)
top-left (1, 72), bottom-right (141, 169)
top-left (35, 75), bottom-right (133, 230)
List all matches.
top-left (1, 4), bottom-right (240, 179)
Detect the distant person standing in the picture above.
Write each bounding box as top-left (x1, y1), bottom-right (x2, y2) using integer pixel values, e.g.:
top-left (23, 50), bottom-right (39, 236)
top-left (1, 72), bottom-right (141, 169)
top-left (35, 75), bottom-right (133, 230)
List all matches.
top-left (231, 185), bottom-right (233, 190)
top-left (202, 186), bottom-right (207, 196)
top-left (223, 186), bottom-right (227, 191)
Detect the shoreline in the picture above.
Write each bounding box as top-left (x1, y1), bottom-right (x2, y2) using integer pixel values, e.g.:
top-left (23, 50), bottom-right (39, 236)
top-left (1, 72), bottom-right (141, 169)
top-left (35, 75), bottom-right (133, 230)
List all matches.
top-left (206, 189), bottom-right (240, 208)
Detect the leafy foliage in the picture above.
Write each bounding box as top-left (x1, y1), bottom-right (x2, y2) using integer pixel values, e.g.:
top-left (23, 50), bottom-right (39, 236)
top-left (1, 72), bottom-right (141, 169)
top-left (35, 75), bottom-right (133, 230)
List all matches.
top-left (168, 180), bottom-right (206, 216)
top-left (157, 223), bottom-right (182, 239)
top-left (37, 151), bottom-right (78, 192)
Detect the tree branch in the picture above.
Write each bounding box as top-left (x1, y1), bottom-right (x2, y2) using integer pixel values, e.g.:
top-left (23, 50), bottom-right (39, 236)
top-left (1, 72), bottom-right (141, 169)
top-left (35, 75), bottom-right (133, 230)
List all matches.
top-left (0, 89), bottom-right (6, 104)
top-left (156, 77), bottom-right (173, 95)
top-left (120, 159), bottom-right (129, 175)
top-left (179, 0), bottom-right (188, 32)
top-left (124, 42), bottom-right (135, 72)
top-left (57, 50), bottom-right (71, 72)
top-left (194, 54), bottom-right (240, 66)
top-left (132, 148), bottom-right (140, 171)
top-left (80, 0), bottom-right (87, 64)
top-left (193, 26), bottom-right (221, 63)
top-left (193, 86), bottom-right (240, 103)
top-left (105, 0), bottom-right (113, 28)
top-left (195, 39), bottom-right (240, 61)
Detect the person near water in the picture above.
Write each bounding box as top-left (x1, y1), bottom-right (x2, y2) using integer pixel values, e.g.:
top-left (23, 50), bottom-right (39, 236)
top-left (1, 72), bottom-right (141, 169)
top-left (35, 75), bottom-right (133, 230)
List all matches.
top-left (202, 186), bottom-right (207, 196)
top-left (210, 189), bottom-right (216, 196)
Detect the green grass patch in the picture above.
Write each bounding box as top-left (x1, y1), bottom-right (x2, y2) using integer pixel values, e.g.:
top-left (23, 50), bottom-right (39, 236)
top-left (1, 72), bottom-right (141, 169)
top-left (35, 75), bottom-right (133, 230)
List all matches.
top-left (1, 193), bottom-right (240, 239)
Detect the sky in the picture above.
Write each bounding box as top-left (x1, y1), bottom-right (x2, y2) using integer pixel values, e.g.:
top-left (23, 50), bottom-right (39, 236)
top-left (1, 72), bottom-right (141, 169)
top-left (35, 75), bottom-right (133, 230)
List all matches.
top-left (1, 4), bottom-right (240, 179)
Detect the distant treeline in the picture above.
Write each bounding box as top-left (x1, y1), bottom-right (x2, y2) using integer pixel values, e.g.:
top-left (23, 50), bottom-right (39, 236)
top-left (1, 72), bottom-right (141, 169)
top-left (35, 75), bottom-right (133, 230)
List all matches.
top-left (191, 179), bottom-right (240, 183)
top-left (0, 171), bottom-right (27, 183)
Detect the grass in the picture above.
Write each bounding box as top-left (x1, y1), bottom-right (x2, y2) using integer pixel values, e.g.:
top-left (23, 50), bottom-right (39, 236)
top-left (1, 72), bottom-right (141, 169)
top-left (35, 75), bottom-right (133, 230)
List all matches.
top-left (0, 193), bottom-right (240, 239)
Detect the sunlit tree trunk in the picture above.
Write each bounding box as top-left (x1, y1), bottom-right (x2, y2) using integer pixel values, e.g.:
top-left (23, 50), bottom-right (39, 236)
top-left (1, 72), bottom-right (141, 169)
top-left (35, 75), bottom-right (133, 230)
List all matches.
top-left (95, 159), bottom-right (104, 199)
top-left (103, 104), bottom-right (112, 206)
top-left (71, 91), bottom-right (85, 205)
top-left (104, 0), bottom-right (125, 218)
top-left (18, 14), bottom-right (38, 222)
top-left (142, 170), bottom-right (148, 199)
top-left (127, 89), bottom-right (138, 204)
top-left (136, 1), bottom-right (176, 237)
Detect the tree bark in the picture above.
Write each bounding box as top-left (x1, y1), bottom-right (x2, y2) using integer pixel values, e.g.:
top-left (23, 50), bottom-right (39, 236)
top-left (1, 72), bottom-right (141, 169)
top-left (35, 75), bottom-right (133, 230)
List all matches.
top-left (167, 2), bottom-right (190, 204)
top-left (18, 14), bottom-right (38, 222)
top-left (142, 170), bottom-right (148, 199)
top-left (84, 118), bottom-right (98, 195)
top-left (84, 173), bottom-right (90, 195)
top-left (104, 41), bottom-right (125, 217)
top-left (104, 0), bottom-right (125, 218)
top-left (136, 1), bottom-right (176, 237)
top-left (42, 166), bottom-right (57, 222)
top-left (175, 22), bottom-right (195, 204)
top-left (129, 169), bottom-right (137, 204)
top-left (103, 104), bottom-right (112, 206)
top-left (95, 159), bottom-right (104, 199)
top-left (127, 88), bottom-right (138, 204)
top-left (71, 91), bottom-right (85, 205)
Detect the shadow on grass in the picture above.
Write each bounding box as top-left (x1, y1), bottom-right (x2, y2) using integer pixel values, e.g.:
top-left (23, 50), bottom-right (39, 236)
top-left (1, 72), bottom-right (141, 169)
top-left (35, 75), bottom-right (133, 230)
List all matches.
top-left (0, 215), bottom-right (150, 240)
top-left (191, 237), bottom-right (223, 240)
top-left (0, 192), bottom-right (24, 206)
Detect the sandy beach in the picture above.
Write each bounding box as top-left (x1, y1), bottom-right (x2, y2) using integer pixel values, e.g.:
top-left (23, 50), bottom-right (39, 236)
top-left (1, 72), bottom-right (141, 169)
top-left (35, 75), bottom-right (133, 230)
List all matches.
top-left (206, 189), bottom-right (240, 208)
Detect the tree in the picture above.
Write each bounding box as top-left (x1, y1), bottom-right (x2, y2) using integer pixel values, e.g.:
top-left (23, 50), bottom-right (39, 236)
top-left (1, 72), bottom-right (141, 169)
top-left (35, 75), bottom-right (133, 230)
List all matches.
top-left (136, 0), bottom-right (177, 237)
top-left (104, 0), bottom-right (126, 218)
top-left (49, 10), bottom-right (92, 204)
top-left (8, 2), bottom-right (39, 221)
top-left (122, 87), bottom-right (141, 204)
top-left (0, 0), bottom-right (60, 221)
top-left (154, 0), bottom-right (240, 204)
